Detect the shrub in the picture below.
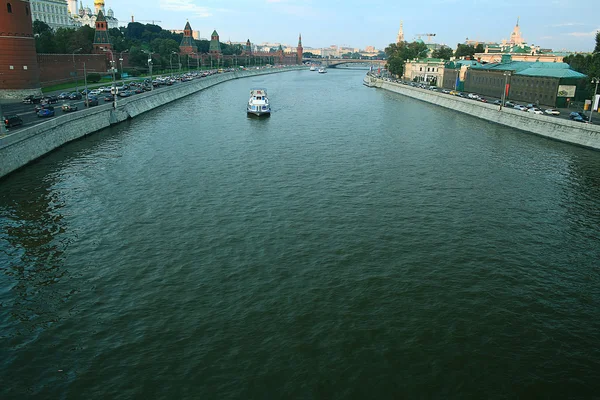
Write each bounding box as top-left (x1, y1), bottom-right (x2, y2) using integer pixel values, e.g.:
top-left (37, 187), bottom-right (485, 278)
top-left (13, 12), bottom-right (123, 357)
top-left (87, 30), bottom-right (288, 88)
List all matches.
top-left (87, 73), bottom-right (101, 83)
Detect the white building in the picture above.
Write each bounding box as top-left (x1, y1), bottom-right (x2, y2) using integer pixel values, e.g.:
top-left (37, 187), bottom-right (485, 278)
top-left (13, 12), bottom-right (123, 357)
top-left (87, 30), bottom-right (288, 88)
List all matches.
top-left (30, 0), bottom-right (80, 29)
top-left (73, 0), bottom-right (119, 29)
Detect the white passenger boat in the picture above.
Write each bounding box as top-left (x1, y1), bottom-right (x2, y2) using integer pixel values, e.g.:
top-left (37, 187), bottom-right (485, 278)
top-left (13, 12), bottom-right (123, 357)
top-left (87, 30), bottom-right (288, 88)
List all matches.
top-left (318, 67), bottom-right (327, 74)
top-left (247, 89), bottom-right (271, 117)
top-left (309, 65), bottom-right (316, 71)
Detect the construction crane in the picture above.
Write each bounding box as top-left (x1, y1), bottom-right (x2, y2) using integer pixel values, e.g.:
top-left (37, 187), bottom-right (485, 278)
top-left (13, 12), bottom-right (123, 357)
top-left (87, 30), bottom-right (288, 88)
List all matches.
top-left (131, 16), bottom-right (162, 24)
top-left (414, 33), bottom-right (436, 43)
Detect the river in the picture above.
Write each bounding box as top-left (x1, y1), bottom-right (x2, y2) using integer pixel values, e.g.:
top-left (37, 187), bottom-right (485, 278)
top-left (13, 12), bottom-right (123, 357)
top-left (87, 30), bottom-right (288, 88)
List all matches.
top-left (1, 69), bottom-right (599, 399)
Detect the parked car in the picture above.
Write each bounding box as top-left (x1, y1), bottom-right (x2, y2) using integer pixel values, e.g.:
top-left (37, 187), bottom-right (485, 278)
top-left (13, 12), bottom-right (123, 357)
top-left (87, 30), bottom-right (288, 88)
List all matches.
top-left (479, 97), bottom-right (488, 103)
top-left (493, 100), bottom-right (502, 105)
top-left (57, 92), bottom-right (71, 100)
top-left (23, 95), bottom-right (43, 104)
top-left (569, 112), bottom-right (587, 122)
top-left (61, 103), bottom-right (78, 112)
top-left (37, 106), bottom-right (55, 118)
top-left (467, 93), bottom-right (479, 99)
top-left (4, 114), bottom-right (23, 128)
top-left (85, 96), bottom-right (99, 107)
top-left (514, 105), bottom-right (528, 111)
top-left (527, 107), bottom-right (543, 115)
top-left (544, 108), bottom-right (560, 115)
top-left (69, 92), bottom-right (82, 100)
top-left (505, 101), bottom-right (515, 107)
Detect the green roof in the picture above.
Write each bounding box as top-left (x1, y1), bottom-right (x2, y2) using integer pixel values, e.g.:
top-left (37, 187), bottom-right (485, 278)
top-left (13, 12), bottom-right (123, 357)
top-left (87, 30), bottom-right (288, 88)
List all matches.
top-left (473, 60), bottom-right (586, 79)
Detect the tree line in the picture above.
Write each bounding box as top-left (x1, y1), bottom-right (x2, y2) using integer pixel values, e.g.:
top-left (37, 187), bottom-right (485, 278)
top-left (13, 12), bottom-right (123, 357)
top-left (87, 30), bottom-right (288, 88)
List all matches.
top-left (384, 41), bottom-right (477, 76)
top-left (563, 32), bottom-right (600, 98)
top-left (32, 21), bottom-right (253, 71)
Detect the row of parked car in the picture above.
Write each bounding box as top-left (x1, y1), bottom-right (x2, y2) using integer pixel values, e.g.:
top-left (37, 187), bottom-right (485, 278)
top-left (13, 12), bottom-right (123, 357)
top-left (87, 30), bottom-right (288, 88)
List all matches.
top-left (5, 70), bottom-right (233, 129)
top-left (382, 79), bottom-right (592, 123)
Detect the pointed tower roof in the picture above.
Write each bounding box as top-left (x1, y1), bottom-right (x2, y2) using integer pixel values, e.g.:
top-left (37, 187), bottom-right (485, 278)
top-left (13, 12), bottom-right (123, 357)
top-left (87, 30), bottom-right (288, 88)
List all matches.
top-left (298, 33), bottom-right (302, 47)
top-left (209, 30), bottom-right (221, 53)
top-left (93, 10), bottom-right (111, 52)
top-left (96, 9), bottom-right (106, 22)
top-left (180, 20), bottom-right (197, 54)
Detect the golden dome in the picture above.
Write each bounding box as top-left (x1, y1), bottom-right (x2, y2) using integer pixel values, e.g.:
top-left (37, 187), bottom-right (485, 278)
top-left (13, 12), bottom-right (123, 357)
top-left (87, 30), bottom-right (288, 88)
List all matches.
top-left (94, 0), bottom-right (105, 5)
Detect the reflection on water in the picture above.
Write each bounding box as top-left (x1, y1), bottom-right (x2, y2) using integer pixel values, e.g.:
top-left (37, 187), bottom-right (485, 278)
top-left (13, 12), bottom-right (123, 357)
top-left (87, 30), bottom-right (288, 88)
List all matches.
top-left (1, 70), bottom-right (600, 398)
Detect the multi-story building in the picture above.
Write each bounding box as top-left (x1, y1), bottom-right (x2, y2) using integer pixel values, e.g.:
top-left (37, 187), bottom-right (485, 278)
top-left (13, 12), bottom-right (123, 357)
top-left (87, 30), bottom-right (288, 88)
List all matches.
top-left (464, 55), bottom-right (587, 107)
top-left (30, 0), bottom-right (79, 29)
top-left (73, 0), bottom-right (118, 29)
top-left (403, 58), bottom-right (445, 84)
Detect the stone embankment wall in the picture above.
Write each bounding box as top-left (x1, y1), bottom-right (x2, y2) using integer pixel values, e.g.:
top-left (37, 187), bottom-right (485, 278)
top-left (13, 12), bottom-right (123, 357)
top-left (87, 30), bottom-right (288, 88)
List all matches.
top-left (0, 67), bottom-right (304, 179)
top-left (366, 76), bottom-right (600, 151)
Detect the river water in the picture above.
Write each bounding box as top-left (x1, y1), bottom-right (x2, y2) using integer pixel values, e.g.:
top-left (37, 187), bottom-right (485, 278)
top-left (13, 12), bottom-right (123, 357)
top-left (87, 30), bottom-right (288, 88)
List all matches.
top-left (1, 69), bottom-right (600, 399)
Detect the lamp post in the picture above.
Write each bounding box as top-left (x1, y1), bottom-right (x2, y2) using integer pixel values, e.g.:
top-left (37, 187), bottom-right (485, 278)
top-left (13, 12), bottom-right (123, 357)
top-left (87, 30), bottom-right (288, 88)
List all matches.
top-left (83, 61), bottom-right (88, 107)
top-left (100, 47), bottom-right (117, 109)
top-left (589, 77), bottom-right (599, 124)
top-left (72, 47), bottom-right (82, 94)
top-left (119, 49), bottom-right (128, 86)
top-left (142, 50), bottom-right (153, 90)
top-left (500, 70), bottom-right (512, 110)
top-left (187, 54), bottom-right (190, 71)
top-left (177, 52), bottom-right (182, 75)
top-left (170, 51), bottom-right (175, 74)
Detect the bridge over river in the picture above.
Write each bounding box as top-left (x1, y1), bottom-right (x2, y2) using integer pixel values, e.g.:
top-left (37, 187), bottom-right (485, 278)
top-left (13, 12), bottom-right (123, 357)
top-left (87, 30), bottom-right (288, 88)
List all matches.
top-left (303, 57), bottom-right (386, 68)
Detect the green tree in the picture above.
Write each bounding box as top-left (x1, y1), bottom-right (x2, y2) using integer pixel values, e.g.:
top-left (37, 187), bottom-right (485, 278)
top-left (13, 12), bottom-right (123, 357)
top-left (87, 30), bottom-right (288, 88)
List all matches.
top-left (475, 43), bottom-right (485, 53)
top-left (432, 45), bottom-right (453, 60)
top-left (455, 44), bottom-right (476, 58)
top-left (595, 31), bottom-right (600, 54)
top-left (385, 41), bottom-right (428, 76)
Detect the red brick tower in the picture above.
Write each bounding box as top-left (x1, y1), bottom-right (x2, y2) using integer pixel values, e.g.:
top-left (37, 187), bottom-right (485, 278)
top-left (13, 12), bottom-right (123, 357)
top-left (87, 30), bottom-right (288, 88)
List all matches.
top-left (92, 10), bottom-right (111, 53)
top-left (0, 0), bottom-right (41, 99)
top-left (297, 33), bottom-right (303, 65)
top-left (179, 21), bottom-right (197, 54)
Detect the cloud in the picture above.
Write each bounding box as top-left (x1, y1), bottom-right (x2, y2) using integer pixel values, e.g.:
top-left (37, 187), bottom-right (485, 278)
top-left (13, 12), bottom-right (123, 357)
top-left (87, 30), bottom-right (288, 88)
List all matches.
top-left (159, 0), bottom-right (215, 17)
top-left (567, 29), bottom-right (600, 37)
top-left (551, 22), bottom-right (584, 27)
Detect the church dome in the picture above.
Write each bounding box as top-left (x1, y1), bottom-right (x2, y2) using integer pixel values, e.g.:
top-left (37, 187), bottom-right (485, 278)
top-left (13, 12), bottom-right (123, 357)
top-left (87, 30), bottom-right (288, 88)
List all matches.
top-left (84, 6), bottom-right (92, 15)
top-left (107, 8), bottom-right (114, 17)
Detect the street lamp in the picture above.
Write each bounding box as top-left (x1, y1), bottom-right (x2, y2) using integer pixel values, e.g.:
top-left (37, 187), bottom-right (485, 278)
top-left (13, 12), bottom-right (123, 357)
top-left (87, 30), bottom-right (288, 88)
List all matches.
top-left (119, 49), bottom-right (128, 86)
top-left (72, 47), bottom-right (82, 94)
top-left (142, 50), bottom-right (154, 90)
top-left (100, 47), bottom-right (117, 109)
top-left (170, 51), bottom-right (176, 74)
top-left (500, 70), bottom-right (512, 110)
top-left (589, 77), bottom-right (599, 124)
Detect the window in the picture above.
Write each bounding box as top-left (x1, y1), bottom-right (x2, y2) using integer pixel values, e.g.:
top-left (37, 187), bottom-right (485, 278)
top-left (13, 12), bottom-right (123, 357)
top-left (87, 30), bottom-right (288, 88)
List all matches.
top-left (7, 2), bottom-right (12, 13)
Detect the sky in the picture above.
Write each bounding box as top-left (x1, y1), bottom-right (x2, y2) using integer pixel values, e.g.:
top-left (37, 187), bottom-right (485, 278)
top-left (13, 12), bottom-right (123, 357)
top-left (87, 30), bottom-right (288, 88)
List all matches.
top-left (102, 0), bottom-right (597, 52)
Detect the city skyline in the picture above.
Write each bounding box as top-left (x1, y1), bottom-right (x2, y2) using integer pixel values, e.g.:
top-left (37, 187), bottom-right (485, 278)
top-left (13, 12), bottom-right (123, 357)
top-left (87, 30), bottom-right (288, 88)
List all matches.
top-left (98, 0), bottom-right (594, 52)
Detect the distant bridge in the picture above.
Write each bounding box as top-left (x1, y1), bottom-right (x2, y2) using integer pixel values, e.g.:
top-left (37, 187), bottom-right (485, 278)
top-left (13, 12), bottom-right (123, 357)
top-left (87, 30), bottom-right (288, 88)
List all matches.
top-left (302, 58), bottom-right (386, 68)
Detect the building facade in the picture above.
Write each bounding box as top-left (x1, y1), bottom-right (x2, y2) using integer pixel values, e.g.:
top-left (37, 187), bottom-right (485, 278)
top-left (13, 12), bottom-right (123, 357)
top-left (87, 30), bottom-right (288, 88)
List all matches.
top-left (403, 58), bottom-right (445, 84)
top-left (464, 58), bottom-right (587, 107)
top-left (0, 0), bottom-right (42, 99)
top-left (30, 0), bottom-right (78, 29)
top-left (73, 0), bottom-right (118, 29)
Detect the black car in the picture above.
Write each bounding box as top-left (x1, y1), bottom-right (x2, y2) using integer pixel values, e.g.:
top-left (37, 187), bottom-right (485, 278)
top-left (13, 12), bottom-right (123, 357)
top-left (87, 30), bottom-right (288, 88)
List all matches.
top-left (34, 103), bottom-right (55, 112)
top-left (57, 92), bottom-right (71, 100)
top-left (42, 95), bottom-right (58, 104)
top-left (104, 94), bottom-right (114, 102)
top-left (23, 95), bottom-right (43, 104)
top-left (69, 92), bottom-right (82, 100)
top-left (4, 115), bottom-right (23, 128)
top-left (85, 96), bottom-right (99, 107)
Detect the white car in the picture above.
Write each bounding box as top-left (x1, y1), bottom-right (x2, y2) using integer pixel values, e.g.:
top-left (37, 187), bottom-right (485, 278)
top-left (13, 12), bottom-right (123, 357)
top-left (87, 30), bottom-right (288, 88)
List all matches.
top-left (514, 105), bottom-right (528, 111)
top-left (468, 93), bottom-right (479, 99)
top-left (544, 108), bottom-right (560, 115)
top-left (89, 89), bottom-right (102, 95)
top-left (527, 107), bottom-right (543, 115)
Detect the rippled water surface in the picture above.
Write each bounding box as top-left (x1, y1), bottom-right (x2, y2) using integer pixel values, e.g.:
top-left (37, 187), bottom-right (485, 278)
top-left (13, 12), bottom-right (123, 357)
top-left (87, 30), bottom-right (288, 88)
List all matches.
top-left (1, 69), bottom-right (600, 399)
